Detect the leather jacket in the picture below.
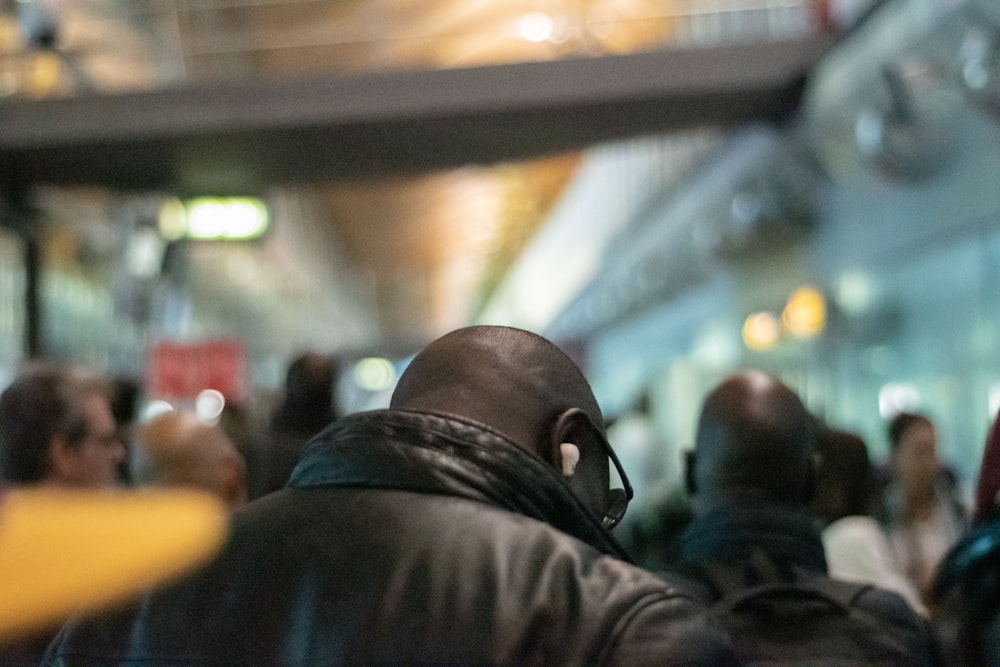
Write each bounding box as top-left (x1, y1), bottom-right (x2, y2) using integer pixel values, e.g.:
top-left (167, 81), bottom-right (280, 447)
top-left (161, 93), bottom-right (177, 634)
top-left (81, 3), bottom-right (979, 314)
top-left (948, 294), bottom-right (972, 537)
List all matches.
top-left (46, 409), bottom-right (736, 666)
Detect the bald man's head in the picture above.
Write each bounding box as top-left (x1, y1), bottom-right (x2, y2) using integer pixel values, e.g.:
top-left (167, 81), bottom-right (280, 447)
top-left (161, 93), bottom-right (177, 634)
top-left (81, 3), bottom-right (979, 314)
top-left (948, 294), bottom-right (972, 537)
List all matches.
top-left (687, 370), bottom-right (816, 515)
top-left (134, 411), bottom-right (247, 511)
top-left (391, 326), bottom-right (626, 526)
top-left (392, 326), bottom-right (603, 451)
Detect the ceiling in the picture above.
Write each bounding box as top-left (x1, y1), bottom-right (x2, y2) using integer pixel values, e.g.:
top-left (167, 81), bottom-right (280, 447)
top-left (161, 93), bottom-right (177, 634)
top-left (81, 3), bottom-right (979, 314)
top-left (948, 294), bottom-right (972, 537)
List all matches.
top-left (0, 0), bottom-right (833, 355)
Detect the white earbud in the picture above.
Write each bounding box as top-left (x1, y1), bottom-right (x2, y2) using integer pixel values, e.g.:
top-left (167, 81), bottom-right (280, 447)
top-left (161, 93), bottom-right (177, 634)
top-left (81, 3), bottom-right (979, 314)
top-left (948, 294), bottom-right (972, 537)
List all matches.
top-left (560, 443), bottom-right (580, 476)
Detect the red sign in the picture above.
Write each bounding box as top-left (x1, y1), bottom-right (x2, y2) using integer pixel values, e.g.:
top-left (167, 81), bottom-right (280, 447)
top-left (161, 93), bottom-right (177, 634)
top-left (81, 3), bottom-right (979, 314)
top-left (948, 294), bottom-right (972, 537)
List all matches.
top-left (147, 339), bottom-right (248, 401)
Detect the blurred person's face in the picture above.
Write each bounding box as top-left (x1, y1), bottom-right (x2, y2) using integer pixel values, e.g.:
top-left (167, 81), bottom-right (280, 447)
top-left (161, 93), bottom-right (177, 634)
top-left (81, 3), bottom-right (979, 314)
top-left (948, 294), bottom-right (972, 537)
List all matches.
top-left (54, 393), bottom-right (125, 488)
top-left (894, 420), bottom-right (938, 495)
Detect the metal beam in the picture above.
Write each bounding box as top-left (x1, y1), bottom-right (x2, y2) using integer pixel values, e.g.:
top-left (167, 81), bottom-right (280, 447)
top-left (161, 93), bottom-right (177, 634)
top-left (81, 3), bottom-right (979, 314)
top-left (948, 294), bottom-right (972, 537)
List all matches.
top-left (0, 37), bottom-right (833, 194)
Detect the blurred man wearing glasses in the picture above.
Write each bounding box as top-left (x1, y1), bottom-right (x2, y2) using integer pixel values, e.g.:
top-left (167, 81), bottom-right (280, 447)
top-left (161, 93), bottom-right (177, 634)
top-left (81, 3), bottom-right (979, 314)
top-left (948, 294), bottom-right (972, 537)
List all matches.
top-left (0, 361), bottom-right (128, 663)
top-left (0, 362), bottom-right (125, 490)
top-left (48, 326), bottom-right (735, 666)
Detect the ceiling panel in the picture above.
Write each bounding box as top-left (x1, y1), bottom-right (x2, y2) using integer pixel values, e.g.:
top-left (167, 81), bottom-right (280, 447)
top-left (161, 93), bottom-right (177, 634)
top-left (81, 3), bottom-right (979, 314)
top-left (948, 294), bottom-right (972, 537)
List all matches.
top-left (0, 0), bottom-right (830, 354)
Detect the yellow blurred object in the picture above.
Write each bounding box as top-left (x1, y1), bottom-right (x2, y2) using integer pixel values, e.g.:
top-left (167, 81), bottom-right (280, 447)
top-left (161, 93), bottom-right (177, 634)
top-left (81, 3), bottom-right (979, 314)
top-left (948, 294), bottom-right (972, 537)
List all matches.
top-left (0, 487), bottom-right (227, 640)
top-left (743, 311), bottom-right (781, 351)
top-left (782, 285), bottom-right (826, 339)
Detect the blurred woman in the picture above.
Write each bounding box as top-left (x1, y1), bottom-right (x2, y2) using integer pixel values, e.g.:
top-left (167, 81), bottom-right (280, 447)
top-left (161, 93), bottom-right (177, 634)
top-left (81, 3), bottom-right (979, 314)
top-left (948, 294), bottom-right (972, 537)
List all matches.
top-left (880, 412), bottom-right (967, 603)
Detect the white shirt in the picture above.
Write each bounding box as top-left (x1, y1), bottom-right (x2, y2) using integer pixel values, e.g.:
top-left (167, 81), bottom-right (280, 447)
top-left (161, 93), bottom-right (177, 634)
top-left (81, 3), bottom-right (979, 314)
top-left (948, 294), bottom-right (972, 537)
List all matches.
top-left (823, 515), bottom-right (926, 615)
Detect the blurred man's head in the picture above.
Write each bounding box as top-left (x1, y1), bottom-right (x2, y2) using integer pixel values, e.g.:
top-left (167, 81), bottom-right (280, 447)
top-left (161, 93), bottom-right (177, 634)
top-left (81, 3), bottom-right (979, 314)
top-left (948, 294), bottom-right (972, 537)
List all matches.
top-left (686, 369), bottom-right (816, 515)
top-left (273, 352), bottom-right (338, 435)
top-left (390, 325), bottom-right (631, 528)
top-left (134, 410), bottom-right (247, 511)
top-left (0, 364), bottom-right (124, 489)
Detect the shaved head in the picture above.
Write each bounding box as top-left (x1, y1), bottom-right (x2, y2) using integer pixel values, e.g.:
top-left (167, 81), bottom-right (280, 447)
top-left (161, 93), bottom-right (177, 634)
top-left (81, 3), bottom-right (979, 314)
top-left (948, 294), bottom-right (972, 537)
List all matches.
top-left (391, 326), bottom-right (603, 455)
top-left (135, 411), bottom-right (247, 510)
top-left (689, 370), bottom-right (816, 514)
top-left (391, 326), bottom-right (615, 520)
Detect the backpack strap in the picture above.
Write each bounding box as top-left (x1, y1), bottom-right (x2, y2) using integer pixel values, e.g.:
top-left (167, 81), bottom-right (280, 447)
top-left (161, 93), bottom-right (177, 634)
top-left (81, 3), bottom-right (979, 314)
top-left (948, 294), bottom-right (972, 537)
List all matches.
top-left (698, 554), bottom-right (873, 615)
top-left (722, 576), bottom-right (873, 615)
top-left (796, 572), bottom-right (875, 609)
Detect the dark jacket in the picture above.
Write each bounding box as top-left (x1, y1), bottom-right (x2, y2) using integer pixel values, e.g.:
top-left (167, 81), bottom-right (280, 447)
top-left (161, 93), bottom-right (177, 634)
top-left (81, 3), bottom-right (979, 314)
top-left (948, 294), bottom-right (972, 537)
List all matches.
top-left (46, 409), bottom-right (736, 666)
top-left (930, 512), bottom-right (1000, 667)
top-left (671, 505), bottom-right (942, 665)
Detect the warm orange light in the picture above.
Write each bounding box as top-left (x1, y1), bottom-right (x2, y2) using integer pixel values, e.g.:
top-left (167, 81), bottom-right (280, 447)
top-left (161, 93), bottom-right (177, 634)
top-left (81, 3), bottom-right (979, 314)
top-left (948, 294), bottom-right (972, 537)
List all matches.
top-left (782, 286), bottom-right (826, 339)
top-left (743, 312), bottom-right (780, 351)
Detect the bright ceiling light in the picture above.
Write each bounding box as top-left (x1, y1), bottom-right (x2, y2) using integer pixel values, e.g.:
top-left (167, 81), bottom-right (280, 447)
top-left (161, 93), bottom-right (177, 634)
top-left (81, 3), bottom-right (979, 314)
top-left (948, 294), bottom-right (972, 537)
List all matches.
top-left (782, 285), bottom-right (826, 339)
top-left (743, 312), bottom-right (780, 351)
top-left (159, 197), bottom-right (270, 241)
top-left (186, 198), bottom-right (269, 240)
top-left (519, 12), bottom-right (553, 43)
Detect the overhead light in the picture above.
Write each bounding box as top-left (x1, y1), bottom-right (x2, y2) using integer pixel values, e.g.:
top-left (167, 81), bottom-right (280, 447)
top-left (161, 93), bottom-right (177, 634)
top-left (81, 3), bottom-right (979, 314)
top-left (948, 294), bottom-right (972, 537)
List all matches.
top-left (519, 13), bottom-right (553, 43)
top-left (782, 285), bottom-right (826, 339)
top-left (158, 197), bottom-right (270, 241)
top-left (743, 311), bottom-right (780, 351)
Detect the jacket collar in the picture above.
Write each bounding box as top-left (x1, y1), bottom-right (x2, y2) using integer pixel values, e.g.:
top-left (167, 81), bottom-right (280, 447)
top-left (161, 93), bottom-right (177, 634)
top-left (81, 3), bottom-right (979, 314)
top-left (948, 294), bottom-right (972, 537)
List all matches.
top-left (289, 409), bottom-right (631, 561)
top-left (675, 504), bottom-right (827, 574)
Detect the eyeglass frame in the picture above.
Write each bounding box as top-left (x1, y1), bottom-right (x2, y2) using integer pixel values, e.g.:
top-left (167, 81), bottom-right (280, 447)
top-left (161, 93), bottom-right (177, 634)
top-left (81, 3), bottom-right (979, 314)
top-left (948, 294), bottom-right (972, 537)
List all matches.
top-left (570, 409), bottom-right (634, 530)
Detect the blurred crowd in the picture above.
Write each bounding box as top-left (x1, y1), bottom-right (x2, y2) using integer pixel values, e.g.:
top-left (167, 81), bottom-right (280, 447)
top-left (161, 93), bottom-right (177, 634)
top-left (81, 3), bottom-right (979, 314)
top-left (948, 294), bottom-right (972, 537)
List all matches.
top-left (0, 329), bottom-right (996, 665)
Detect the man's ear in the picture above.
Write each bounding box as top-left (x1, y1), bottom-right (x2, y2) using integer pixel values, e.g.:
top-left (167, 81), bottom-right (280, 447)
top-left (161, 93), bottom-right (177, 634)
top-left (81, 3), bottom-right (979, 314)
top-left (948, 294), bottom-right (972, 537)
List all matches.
top-left (549, 408), bottom-right (587, 478)
top-left (684, 449), bottom-right (697, 496)
top-left (548, 407), bottom-right (610, 522)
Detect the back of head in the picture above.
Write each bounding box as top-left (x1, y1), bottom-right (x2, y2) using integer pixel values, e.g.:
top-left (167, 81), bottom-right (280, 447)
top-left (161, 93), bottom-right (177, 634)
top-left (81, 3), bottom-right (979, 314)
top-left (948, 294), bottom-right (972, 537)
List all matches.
top-left (390, 326), bottom-right (621, 525)
top-left (0, 363), bottom-right (108, 484)
top-left (134, 411), bottom-right (247, 510)
top-left (811, 426), bottom-right (874, 524)
top-left (391, 325), bottom-right (603, 454)
top-left (272, 352), bottom-right (337, 435)
top-left (689, 369), bottom-right (816, 514)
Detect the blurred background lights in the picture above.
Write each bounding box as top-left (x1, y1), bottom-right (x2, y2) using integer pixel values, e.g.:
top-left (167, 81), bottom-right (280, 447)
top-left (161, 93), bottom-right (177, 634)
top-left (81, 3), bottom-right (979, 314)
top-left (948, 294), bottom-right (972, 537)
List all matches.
top-left (140, 400), bottom-right (175, 422)
top-left (195, 388), bottom-right (226, 423)
top-left (743, 311), bottom-right (780, 351)
top-left (187, 198), bottom-right (269, 240)
top-left (878, 382), bottom-right (921, 419)
top-left (835, 269), bottom-right (873, 316)
top-left (353, 357), bottom-right (397, 392)
top-left (158, 197), bottom-right (269, 241)
top-left (782, 285), bottom-right (826, 339)
top-left (519, 12), bottom-right (553, 43)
